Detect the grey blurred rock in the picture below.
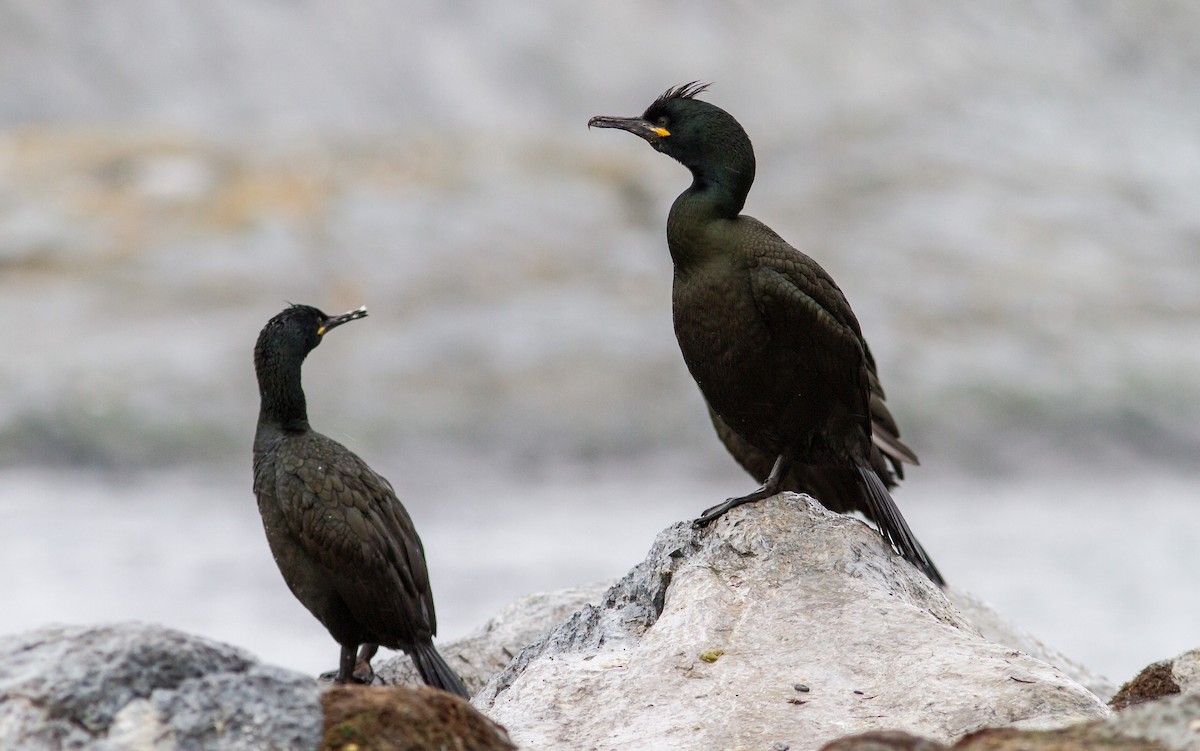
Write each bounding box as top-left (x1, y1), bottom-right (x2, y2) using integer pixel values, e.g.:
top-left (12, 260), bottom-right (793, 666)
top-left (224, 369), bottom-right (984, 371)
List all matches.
top-left (1108, 692), bottom-right (1200, 751)
top-left (475, 493), bottom-right (1108, 751)
top-left (951, 692), bottom-right (1200, 751)
top-left (1169, 650), bottom-right (1200, 694)
top-left (0, 622), bottom-right (323, 751)
top-left (824, 692), bottom-right (1200, 751)
top-left (374, 582), bottom-right (608, 696)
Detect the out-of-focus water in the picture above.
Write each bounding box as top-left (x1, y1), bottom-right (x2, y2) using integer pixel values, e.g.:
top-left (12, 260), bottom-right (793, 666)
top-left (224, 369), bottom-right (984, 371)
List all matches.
top-left (3, 2), bottom-right (1200, 475)
top-left (2, 460), bottom-right (1195, 685)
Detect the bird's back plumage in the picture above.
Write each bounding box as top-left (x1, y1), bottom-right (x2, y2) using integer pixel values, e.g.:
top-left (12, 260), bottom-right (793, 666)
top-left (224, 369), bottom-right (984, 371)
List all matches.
top-left (253, 429), bottom-right (435, 648)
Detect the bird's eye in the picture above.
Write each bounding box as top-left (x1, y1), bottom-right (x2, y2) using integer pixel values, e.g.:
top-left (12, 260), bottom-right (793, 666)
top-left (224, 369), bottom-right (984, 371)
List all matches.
top-left (656, 116), bottom-right (669, 128)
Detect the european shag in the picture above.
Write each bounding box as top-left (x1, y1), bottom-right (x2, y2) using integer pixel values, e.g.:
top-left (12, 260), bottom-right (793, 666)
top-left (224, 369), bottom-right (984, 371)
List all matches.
top-left (590, 83), bottom-right (942, 585)
top-left (252, 304), bottom-right (470, 694)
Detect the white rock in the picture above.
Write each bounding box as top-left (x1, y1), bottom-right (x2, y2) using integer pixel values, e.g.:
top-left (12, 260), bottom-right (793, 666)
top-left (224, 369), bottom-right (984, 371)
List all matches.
top-left (944, 588), bottom-right (1115, 700)
top-left (476, 493), bottom-right (1108, 751)
top-left (375, 582), bottom-right (609, 695)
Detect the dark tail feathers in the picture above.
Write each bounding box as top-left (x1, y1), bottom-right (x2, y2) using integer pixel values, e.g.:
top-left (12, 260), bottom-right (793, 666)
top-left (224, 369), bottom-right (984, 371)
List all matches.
top-left (411, 641), bottom-right (470, 699)
top-left (856, 465), bottom-right (945, 587)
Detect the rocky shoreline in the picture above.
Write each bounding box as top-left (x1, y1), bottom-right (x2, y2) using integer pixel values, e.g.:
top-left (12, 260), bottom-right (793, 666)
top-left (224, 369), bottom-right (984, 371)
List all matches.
top-left (2, 493), bottom-right (1195, 750)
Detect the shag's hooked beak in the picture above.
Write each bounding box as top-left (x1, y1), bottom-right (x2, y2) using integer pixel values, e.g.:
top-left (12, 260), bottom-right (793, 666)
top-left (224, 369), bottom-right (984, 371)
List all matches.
top-left (587, 115), bottom-right (670, 144)
top-left (317, 305), bottom-right (368, 336)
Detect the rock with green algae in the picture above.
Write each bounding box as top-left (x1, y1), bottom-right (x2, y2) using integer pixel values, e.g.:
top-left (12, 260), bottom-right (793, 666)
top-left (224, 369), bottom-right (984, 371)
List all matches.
top-left (321, 685), bottom-right (515, 751)
top-left (1110, 650), bottom-right (1200, 711)
top-left (1111, 661), bottom-right (1183, 712)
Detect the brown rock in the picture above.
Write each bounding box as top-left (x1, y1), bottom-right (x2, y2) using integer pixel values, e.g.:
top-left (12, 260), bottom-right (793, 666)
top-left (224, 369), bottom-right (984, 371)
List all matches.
top-left (820, 730), bottom-right (950, 751)
top-left (1110, 661), bottom-right (1182, 711)
top-left (955, 725), bottom-right (1168, 751)
top-left (321, 685), bottom-right (515, 751)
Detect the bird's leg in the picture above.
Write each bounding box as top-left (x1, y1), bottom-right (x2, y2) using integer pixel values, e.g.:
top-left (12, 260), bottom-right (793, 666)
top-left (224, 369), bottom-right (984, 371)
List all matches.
top-left (695, 454), bottom-right (791, 526)
top-left (320, 644), bottom-right (377, 684)
top-left (353, 643), bottom-right (379, 684)
top-left (330, 644), bottom-right (359, 684)
top-left (320, 644), bottom-right (360, 684)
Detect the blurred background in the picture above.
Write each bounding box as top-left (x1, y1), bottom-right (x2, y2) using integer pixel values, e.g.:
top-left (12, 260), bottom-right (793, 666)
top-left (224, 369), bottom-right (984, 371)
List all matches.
top-left (1, 1), bottom-right (1197, 684)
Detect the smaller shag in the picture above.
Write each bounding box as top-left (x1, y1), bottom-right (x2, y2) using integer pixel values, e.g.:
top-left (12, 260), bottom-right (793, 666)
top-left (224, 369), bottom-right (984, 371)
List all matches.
top-left (252, 304), bottom-right (468, 696)
top-left (590, 84), bottom-right (942, 585)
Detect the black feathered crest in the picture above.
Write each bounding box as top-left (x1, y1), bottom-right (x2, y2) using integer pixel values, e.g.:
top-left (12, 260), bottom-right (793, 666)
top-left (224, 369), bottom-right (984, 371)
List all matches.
top-left (655, 81), bottom-right (712, 107)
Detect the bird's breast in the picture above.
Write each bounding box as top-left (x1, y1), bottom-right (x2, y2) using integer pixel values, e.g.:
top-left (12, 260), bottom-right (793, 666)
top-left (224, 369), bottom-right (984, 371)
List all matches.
top-left (672, 263), bottom-right (762, 365)
top-left (672, 264), bottom-right (780, 440)
top-left (671, 256), bottom-right (838, 454)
